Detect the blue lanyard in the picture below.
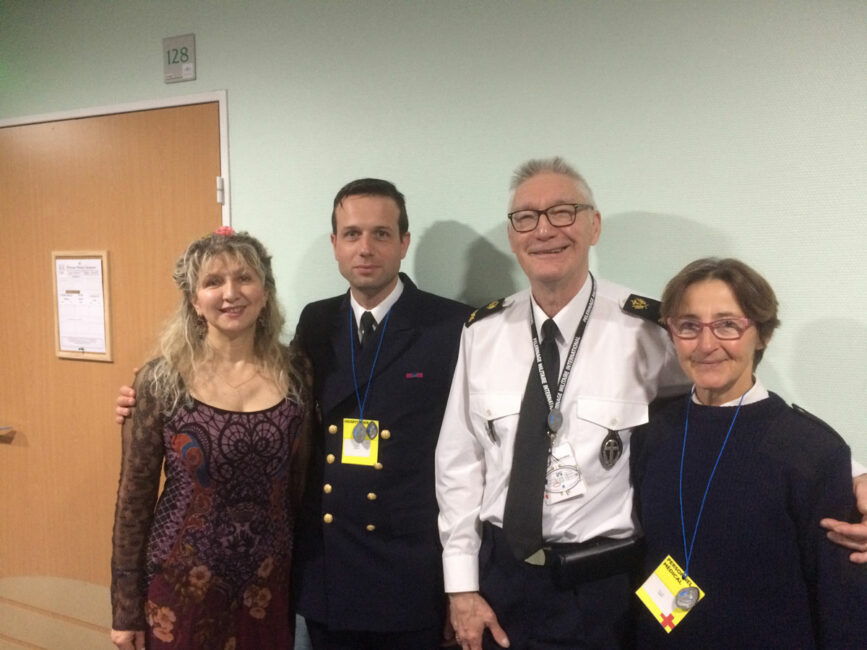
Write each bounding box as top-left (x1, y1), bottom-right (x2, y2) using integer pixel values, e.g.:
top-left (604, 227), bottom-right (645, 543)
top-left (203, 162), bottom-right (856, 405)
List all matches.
top-left (349, 306), bottom-right (392, 424)
top-left (679, 389), bottom-right (745, 578)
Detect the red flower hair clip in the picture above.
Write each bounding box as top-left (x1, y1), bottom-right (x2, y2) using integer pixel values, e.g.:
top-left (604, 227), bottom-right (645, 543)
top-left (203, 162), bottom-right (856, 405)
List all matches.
top-left (215, 226), bottom-right (235, 236)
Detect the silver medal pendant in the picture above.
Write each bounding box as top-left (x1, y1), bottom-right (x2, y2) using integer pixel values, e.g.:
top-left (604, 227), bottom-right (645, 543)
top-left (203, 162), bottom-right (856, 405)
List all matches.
top-left (366, 421), bottom-right (379, 440)
top-left (674, 586), bottom-right (700, 611)
top-left (547, 408), bottom-right (563, 433)
top-left (600, 429), bottom-right (623, 470)
top-left (352, 422), bottom-right (367, 442)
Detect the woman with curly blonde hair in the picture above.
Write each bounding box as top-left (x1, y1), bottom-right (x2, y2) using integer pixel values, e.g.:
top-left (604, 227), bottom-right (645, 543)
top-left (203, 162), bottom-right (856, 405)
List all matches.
top-left (110, 228), bottom-right (311, 650)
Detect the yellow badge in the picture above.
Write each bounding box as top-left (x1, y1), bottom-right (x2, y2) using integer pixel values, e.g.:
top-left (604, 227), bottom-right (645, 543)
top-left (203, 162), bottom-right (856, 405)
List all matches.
top-left (630, 297), bottom-right (648, 311)
top-left (635, 555), bottom-right (705, 633)
top-left (341, 418), bottom-right (380, 466)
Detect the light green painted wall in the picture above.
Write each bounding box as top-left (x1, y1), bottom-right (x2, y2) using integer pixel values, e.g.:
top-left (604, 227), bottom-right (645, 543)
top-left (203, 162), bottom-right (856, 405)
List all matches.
top-left (2, 1), bottom-right (865, 454)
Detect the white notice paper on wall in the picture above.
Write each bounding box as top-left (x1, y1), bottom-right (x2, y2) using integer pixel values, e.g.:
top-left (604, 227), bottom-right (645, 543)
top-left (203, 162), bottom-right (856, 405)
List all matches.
top-left (55, 257), bottom-right (107, 353)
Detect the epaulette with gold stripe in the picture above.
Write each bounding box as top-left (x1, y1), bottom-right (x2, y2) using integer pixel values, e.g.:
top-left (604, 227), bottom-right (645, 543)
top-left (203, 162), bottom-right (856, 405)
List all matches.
top-left (465, 298), bottom-right (506, 327)
top-left (622, 294), bottom-right (663, 328)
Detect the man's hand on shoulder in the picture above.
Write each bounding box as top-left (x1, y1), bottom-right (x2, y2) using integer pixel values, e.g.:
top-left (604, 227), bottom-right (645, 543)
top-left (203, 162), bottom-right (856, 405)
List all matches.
top-left (820, 473), bottom-right (867, 564)
top-left (448, 591), bottom-right (509, 649)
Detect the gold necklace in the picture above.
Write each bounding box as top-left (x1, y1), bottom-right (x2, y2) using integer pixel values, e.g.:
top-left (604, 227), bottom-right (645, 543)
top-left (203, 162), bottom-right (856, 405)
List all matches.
top-left (215, 364), bottom-right (260, 390)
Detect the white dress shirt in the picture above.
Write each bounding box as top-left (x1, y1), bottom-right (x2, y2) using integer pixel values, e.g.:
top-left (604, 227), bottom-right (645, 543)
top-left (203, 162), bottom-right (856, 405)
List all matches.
top-left (435, 276), bottom-right (689, 593)
top-left (349, 277), bottom-right (404, 341)
top-left (691, 377), bottom-right (769, 406)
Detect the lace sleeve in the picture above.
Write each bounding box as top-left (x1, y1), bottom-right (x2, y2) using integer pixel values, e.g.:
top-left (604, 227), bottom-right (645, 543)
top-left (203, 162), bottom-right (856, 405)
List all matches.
top-left (288, 342), bottom-right (315, 513)
top-left (110, 362), bottom-right (168, 630)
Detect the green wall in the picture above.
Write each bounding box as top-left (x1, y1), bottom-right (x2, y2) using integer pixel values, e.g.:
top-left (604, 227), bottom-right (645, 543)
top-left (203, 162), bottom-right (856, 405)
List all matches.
top-left (2, 0), bottom-right (865, 454)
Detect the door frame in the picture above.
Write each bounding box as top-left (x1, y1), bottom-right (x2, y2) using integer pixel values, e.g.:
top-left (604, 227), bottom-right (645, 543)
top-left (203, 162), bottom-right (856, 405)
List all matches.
top-left (0, 92), bottom-right (230, 649)
top-left (0, 90), bottom-right (232, 224)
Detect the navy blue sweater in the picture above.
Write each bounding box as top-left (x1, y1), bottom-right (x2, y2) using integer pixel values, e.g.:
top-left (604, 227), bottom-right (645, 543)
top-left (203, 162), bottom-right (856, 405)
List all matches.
top-left (631, 392), bottom-right (867, 649)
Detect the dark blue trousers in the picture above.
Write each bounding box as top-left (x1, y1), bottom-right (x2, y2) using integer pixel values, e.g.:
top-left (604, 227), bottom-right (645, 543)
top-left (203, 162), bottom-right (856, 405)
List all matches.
top-left (306, 619), bottom-right (442, 650)
top-left (479, 524), bottom-right (638, 650)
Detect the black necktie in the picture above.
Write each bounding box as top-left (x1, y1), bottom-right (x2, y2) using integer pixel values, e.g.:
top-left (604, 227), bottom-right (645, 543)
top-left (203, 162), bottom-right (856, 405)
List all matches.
top-left (503, 319), bottom-right (559, 560)
top-left (540, 319), bottom-right (560, 388)
top-left (359, 311), bottom-right (376, 347)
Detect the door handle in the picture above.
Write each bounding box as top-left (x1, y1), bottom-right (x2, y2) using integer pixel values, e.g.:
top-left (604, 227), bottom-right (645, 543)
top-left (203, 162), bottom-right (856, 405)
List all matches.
top-left (0, 426), bottom-right (15, 444)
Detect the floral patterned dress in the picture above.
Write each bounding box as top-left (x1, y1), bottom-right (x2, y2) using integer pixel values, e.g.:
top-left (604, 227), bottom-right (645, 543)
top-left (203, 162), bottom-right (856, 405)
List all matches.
top-left (111, 361), bottom-right (308, 649)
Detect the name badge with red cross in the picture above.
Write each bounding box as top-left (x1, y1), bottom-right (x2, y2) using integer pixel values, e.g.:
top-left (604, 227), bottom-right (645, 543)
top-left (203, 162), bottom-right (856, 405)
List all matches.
top-left (635, 555), bottom-right (705, 633)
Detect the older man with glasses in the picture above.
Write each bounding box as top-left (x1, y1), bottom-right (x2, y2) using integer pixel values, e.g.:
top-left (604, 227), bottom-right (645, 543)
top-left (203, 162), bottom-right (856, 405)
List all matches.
top-left (435, 157), bottom-right (867, 650)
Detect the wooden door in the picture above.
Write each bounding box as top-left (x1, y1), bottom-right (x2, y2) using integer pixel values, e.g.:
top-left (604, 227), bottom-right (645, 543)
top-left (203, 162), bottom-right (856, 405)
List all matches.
top-left (0, 103), bottom-right (222, 647)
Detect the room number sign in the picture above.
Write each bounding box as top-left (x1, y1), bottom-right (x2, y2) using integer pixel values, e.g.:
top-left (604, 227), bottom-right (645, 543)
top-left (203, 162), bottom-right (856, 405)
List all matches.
top-left (163, 34), bottom-right (196, 83)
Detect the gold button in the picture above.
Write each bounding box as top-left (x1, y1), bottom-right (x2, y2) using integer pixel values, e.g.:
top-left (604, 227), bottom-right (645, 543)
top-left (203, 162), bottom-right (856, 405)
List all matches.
top-left (328, 424), bottom-right (338, 434)
top-left (374, 462), bottom-right (383, 470)
top-left (366, 524), bottom-right (376, 532)
top-left (366, 492), bottom-right (377, 501)
top-left (323, 513), bottom-right (333, 524)
top-left (381, 429), bottom-right (391, 440)
top-left (323, 484), bottom-right (332, 494)
top-left (326, 454), bottom-right (335, 464)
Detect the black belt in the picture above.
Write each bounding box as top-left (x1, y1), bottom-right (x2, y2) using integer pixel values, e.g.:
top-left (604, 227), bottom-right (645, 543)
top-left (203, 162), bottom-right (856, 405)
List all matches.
top-left (535, 535), bottom-right (644, 587)
top-left (483, 522), bottom-right (644, 588)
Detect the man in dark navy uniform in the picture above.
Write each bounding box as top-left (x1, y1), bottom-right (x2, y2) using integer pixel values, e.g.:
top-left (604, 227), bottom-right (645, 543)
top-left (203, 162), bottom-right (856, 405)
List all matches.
top-left (112, 178), bottom-right (469, 648)
top-left (292, 178), bottom-right (471, 649)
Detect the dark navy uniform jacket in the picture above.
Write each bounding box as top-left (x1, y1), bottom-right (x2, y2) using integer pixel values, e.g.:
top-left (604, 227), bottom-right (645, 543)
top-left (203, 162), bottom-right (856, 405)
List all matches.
top-left (292, 273), bottom-right (471, 632)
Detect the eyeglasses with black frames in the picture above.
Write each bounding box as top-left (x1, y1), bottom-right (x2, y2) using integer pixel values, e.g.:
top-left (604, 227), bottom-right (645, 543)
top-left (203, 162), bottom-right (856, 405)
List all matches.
top-left (507, 203), bottom-right (595, 233)
top-left (667, 317), bottom-right (755, 340)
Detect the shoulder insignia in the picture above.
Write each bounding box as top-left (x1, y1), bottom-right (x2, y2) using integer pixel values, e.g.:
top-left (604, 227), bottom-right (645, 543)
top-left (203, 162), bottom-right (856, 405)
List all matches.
top-left (465, 298), bottom-right (506, 328)
top-left (622, 293), bottom-right (663, 327)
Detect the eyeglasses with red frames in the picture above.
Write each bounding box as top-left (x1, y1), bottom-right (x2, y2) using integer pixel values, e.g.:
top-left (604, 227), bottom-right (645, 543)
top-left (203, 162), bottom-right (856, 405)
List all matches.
top-left (667, 317), bottom-right (754, 340)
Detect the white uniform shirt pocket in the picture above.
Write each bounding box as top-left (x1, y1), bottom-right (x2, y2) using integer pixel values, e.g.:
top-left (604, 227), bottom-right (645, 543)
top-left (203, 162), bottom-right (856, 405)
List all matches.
top-left (469, 392), bottom-right (523, 448)
top-left (573, 397), bottom-right (649, 477)
top-left (575, 397), bottom-right (649, 432)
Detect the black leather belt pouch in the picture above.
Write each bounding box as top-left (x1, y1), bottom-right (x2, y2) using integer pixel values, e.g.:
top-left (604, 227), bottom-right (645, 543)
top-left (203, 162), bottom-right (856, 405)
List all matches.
top-left (547, 536), bottom-right (644, 588)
